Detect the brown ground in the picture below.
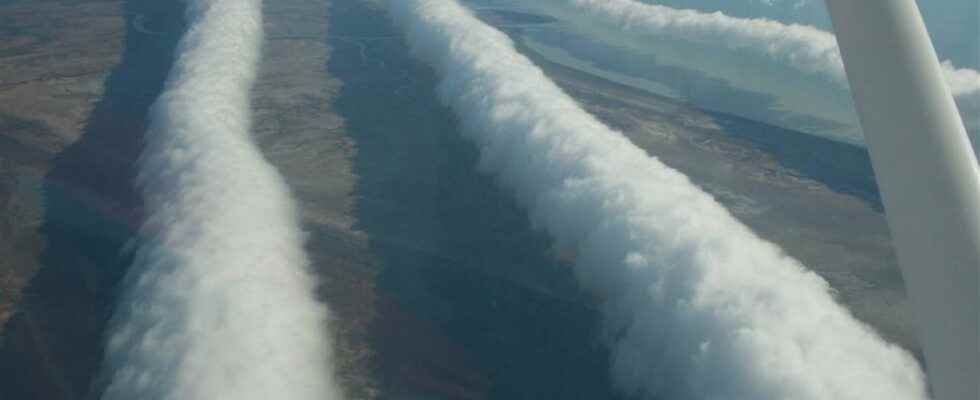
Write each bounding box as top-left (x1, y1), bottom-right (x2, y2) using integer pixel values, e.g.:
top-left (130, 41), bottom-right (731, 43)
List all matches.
top-left (0, 0), bottom-right (124, 334)
top-left (0, 1), bottom-right (922, 399)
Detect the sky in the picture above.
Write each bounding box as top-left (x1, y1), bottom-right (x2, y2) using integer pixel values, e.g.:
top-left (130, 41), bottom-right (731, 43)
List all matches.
top-left (639, 0), bottom-right (979, 69)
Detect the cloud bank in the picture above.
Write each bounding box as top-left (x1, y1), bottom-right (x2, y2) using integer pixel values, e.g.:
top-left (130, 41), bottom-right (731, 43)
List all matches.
top-left (98, 1), bottom-right (342, 399)
top-left (391, 1), bottom-right (929, 399)
top-left (530, 0), bottom-right (979, 157)
top-left (533, 0), bottom-right (980, 100)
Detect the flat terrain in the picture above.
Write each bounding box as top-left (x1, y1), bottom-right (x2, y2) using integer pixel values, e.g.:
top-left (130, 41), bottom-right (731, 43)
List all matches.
top-left (0, 1), bottom-right (184, 397)
top-left (0, 1), bottom-right (921, 399)
top-left (0, 0), bottom-right (124, 332)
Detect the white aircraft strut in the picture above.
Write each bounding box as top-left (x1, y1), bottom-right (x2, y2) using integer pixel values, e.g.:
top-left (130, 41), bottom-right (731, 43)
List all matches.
top-left (825, 1), bottom-right (980, 399)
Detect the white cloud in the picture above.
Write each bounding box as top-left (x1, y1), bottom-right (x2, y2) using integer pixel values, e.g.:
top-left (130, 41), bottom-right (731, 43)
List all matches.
top-left (391, 0), bottom-right (930, 398)
top-left (98, 1), bottom-right (342, 399)
top-left (535, 0), bottom-right (980, 99)
top-left (532, 0), bottom-right (980, 157)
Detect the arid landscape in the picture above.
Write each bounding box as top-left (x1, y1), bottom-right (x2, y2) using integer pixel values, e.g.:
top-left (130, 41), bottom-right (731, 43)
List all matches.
top-left (0, 1), bottom-right (929, 399)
